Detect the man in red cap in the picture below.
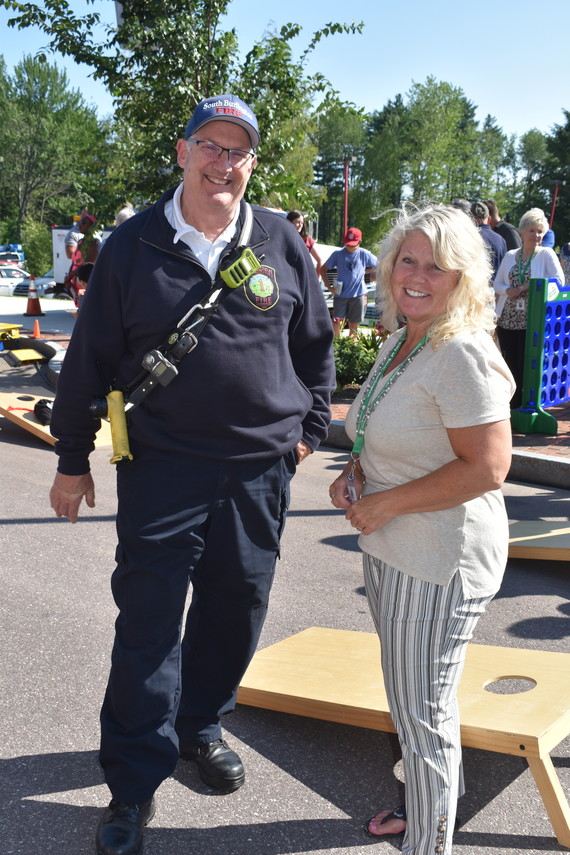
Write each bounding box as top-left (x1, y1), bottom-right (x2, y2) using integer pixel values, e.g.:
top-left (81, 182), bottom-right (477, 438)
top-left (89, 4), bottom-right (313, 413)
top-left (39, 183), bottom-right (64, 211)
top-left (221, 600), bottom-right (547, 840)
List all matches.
top-left (321, 227), bottom-right (377, 338)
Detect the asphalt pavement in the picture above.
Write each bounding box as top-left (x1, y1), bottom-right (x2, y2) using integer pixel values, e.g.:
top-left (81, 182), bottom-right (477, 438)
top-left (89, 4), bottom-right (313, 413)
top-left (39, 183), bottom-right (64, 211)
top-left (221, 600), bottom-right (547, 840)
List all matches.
top-left (0, 295), bottom-right (569, 855)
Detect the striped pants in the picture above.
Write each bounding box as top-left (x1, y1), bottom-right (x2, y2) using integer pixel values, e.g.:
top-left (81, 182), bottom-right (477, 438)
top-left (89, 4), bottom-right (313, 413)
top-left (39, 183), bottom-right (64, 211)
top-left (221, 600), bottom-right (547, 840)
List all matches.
top-left (363, 554), bottom-right (492, 855)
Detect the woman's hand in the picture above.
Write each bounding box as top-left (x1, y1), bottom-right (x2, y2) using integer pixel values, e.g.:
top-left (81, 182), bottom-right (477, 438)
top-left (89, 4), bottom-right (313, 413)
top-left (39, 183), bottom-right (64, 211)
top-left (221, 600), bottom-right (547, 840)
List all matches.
top-left (329, 472), bottom-right (353, 510)
top-left (329, 458), bottom-right (366, 512)
top-left (506, 286), bottom-right (524, 298)
top-left (329, 468), bottom-right (393, 535)
top-left (345, 491), bottom-right (395, 535)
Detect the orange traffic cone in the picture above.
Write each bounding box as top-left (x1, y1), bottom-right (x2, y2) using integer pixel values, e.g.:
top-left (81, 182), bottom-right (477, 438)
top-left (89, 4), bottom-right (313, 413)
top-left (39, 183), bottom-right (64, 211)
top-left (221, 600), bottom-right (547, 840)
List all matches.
top-left (24, 275), bottom-right (45, 317)
top-left (32, 319), bottom-right (41, 338)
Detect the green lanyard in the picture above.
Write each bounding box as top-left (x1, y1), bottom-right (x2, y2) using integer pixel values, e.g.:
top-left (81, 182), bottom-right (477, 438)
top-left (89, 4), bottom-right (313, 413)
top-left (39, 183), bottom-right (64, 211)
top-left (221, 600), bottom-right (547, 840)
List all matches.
top-left (517, 250), bottom-right (534, 286)
top-left (352, 332), bottom-right (427, 455)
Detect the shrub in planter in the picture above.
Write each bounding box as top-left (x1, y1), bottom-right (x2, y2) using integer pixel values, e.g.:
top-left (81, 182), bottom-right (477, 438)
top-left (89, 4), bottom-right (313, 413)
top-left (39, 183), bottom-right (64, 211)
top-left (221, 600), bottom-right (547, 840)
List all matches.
top-left (333, 329), bottom-right (386, 388)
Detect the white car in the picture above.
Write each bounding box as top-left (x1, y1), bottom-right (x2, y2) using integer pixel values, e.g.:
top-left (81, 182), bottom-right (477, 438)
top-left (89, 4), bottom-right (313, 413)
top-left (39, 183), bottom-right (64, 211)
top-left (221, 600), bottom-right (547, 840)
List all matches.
top-left (0, 265), bottom-right (30, 296)
top-left (13, 268), bottom-right (57, 297)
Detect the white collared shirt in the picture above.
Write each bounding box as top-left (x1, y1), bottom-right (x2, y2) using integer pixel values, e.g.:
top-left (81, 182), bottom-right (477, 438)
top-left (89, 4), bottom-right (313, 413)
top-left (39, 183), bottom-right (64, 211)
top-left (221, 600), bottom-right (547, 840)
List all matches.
top-left (164, 183), bottom-right (239, 279)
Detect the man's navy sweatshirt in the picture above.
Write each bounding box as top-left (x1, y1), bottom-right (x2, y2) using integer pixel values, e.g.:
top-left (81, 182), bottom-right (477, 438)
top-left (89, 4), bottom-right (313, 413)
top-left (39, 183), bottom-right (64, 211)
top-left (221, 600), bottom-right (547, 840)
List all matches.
top-left (51, 189), bottom-right (336, 475)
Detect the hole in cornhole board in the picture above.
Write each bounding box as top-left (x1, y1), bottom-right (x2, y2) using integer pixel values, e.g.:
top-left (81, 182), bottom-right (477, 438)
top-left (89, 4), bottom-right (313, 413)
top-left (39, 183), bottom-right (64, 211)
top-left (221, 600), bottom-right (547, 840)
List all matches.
top-left (484, 676), bottom-right (537, 695)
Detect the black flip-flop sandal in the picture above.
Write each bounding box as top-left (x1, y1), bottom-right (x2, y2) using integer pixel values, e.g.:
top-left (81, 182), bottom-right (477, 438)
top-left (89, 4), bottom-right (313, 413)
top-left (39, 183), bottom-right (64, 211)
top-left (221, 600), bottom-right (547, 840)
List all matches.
top-left (364, 805), bottom-right (406, 839)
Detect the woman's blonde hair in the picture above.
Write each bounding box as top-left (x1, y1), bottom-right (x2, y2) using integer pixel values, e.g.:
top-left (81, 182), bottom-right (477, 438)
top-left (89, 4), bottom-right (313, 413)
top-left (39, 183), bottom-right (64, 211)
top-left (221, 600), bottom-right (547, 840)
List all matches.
top-left (377, 203), bottom-right (496, 346)
top-left (518, 207), bottom-right (549, 235)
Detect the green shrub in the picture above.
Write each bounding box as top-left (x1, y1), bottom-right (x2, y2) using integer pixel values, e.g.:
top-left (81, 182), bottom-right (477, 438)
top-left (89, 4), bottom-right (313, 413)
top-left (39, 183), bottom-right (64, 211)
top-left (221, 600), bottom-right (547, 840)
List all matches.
top-left (20, 219), bottom-right (53, 276)
top-left (334, 330), bottom-right (385, 387)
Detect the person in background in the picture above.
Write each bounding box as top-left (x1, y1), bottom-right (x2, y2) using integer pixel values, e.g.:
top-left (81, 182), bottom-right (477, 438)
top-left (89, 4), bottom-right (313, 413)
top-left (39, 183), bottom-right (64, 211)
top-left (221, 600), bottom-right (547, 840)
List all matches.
top-left (64, 207), bottom-right (93, 260)
top-left (64, 220), bottom-right (85, 261)
top-left (321, 227), bottom-right (377, 339)
top-left (470, 201), bottom-right (506, 277)
top-left (541, 228), bottom-right (555, 248)
top-left (64, 213), bottom-right (102, 303)
top-left (286, 210), bottom-right (323, 277)
top-left (65, 212), bottom-right (101, 263)
top-left (115, 204), bottom-right (136, 227)
top-left (494, 207), bottom-right (565, 409)
top-left (484, 200), bottom-right (522, 251)
top-left (329, 203), bottom-right (514, 855)
top-left (49, 93), bottom-right (335, 855)
top-left (450, 198), bottom-right (471, 215)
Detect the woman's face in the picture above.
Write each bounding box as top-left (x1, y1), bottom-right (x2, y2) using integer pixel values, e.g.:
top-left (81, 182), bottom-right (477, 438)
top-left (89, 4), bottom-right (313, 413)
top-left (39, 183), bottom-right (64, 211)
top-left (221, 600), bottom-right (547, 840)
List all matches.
top-left (291, 216), bottom-right (304, 233)
top-left (390, 231), bottom-right (459, 330)
top-left (521, 222), bottom-right (545, 252)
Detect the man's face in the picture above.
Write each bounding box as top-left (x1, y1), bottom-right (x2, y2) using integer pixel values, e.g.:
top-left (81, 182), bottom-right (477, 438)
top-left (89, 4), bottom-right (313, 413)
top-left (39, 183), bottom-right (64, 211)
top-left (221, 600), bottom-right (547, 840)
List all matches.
top-left (344, 243), bottom-right (360, 253)
top-left (176, 121), bottom-right (256, 222)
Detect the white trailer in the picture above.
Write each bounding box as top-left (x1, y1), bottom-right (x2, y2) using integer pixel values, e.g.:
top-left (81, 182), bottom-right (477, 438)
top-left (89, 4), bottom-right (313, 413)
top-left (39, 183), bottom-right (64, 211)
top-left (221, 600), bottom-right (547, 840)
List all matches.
top-left (52, 226), bottom-right (72, 286)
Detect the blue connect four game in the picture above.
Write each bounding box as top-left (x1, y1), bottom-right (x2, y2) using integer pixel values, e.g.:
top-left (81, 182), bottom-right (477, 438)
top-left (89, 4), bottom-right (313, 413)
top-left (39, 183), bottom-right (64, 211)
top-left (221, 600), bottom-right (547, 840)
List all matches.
top-left (511, 277), bottom-right (570, 435)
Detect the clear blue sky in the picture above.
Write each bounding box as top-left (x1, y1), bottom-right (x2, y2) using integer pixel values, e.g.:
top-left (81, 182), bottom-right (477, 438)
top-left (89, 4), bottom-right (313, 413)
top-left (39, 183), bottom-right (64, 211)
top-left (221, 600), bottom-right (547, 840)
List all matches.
top-left (1, 0), bottom-right (568, 139)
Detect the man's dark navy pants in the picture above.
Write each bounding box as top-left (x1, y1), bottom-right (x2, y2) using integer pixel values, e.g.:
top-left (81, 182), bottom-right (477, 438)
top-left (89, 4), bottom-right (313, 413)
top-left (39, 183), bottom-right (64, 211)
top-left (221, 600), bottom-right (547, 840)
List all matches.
top-left (99, 447), bottom-right (296, 803)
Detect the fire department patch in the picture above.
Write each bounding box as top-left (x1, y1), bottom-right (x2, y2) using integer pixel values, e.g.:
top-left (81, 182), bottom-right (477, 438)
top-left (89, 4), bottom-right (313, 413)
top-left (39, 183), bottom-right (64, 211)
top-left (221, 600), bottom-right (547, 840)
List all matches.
top-left (244, 266), bottom-right (280, 311)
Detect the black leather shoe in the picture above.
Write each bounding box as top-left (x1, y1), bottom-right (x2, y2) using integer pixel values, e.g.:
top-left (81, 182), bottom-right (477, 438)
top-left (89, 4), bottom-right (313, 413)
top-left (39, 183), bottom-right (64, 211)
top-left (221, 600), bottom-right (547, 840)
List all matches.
top-left (180, 738), bottom-right (245, 793)
top-left (95, 797), bottom-right (155, 855)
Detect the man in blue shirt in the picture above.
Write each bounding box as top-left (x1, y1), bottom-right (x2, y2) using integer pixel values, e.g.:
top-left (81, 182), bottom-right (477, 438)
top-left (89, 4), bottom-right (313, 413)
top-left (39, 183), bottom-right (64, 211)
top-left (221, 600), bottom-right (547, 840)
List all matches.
top-left (321, 227), bottom-right (377, 338)
top-left (471, 201), bottom-right (506, 277)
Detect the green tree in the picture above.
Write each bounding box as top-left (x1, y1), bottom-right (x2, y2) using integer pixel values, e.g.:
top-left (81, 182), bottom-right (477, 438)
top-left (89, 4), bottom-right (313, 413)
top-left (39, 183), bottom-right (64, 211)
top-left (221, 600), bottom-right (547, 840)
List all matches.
top-left (3, 0), bottom-right (363, 206)
top-left (498, 133), bottom-right (521, 220)
top-left (404, 77), bottom-right (478, 203)
top-left (350, 96), bottom-right (408, 247)
top-left (475, 115), bottom-right (508, 195)
top-left (517, 128), bottom-right (549, 213)
top-left (238, 24), bottom-right (328, 211)
top-left (0, 54), bottom-right (110, 234)
top-left (543, 110), bottom-right (570, 242)
top-left (20, 216), bottom-right (52, 275)
top-left (446, 97), bottom-right (479, 200)
top-left (313, 100), bottom-right (365, 244)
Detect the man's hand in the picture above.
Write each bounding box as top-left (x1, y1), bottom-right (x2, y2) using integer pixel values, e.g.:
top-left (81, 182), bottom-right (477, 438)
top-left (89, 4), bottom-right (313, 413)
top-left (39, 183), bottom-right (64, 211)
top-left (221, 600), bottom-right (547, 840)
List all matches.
top-left (50, 472), bottom-right (95, 524)
top-left (295, 440), bottom-right (313, 464)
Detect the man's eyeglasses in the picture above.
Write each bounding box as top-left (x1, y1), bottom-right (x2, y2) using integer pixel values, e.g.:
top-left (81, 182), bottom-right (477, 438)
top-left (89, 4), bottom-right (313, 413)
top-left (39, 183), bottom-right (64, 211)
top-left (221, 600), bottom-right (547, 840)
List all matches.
top-left (187, 138), bottom-right (255, 169)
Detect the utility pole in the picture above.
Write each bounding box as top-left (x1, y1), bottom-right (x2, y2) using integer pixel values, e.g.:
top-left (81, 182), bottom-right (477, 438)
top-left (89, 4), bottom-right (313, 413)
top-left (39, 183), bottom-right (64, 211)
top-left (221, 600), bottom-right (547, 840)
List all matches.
top-left (342, 155), bottom-right (357, 238)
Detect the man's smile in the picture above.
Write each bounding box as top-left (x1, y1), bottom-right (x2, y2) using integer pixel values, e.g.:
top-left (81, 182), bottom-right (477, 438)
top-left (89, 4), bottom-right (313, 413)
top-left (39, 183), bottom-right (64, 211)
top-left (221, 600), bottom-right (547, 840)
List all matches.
top-left (206, 174), bottom-right (231, 186)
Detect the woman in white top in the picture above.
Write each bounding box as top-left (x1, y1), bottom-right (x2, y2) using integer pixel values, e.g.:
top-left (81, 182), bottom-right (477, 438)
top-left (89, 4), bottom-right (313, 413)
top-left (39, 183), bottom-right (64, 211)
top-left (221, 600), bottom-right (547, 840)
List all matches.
top-left (493, 208), bottom-right (565, 408)
top-left (329, 204), bottom-right (514, 855)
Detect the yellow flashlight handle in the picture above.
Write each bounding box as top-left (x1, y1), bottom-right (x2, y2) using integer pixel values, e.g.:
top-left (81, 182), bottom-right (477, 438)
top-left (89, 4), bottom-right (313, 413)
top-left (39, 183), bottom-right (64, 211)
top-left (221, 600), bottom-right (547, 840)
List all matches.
top-left (106, 390), bottom-right (134, 464)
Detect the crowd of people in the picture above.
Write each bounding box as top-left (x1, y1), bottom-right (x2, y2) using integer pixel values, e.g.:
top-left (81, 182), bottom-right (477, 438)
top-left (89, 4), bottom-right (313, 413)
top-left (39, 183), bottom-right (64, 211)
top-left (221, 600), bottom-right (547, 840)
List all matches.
top-left (48, 92), bottom-right (566, 855)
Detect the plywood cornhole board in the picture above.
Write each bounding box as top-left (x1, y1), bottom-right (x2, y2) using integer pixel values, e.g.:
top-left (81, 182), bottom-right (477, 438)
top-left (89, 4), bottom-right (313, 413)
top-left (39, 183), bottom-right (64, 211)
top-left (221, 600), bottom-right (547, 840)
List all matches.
top-left (0, 391), bottom-right (113, 447)
top-left (238, 627), bottom-right (570, 847)
top-left (508, 520), bottom-right (570, 561)
top-left (1, 348), bottom-right (45, 366)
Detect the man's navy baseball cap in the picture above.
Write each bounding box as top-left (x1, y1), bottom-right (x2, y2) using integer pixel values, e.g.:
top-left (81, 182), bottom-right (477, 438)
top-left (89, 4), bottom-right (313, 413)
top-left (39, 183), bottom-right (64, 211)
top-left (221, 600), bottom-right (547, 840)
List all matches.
top-left (184, 95), bottom-right (260, 149)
